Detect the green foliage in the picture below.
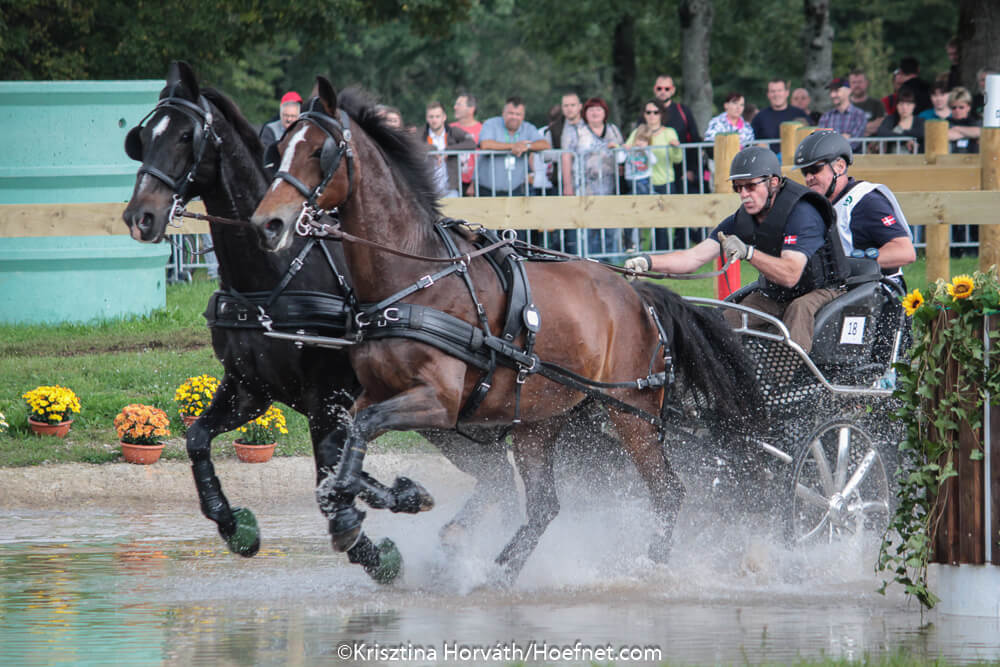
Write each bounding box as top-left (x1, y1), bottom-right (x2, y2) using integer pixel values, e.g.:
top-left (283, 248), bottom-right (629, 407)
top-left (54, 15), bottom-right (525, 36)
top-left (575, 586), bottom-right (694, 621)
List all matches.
top-left (877, 269), bottom-right (1000, 609)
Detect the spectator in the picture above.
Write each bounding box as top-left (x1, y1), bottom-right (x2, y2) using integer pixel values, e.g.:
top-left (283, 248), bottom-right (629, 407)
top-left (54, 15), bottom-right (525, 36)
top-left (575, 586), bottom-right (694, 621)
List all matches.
top-left (703, 92), bottom-right (755, 144)
top-left (750, 79), bottom-right (808, 146)
top-left (477, 96), bottom-right (550, 197)
top-left (790, 88), bottom-right (821, 125)
top-left (881, 67), bottom-right (905, 116)
top-left (896, 57), bottom-right (932, 114)
top-left (947, 87), bottom-right (981, 154)
top-left (848, 69), bottom-right (886, 136)
top-left (535, 105), bottom-right (576, 252)
top-left (623, 123), bottom-right (657, 196)
top-left (376, 105), bottom-right (404, 129)
top-left (919, 80), bottom-right (952, 121)
top-left (819, 78), bottom-right (866, 146)
top-left (421, 101), bottom-right (476, 199)
top-left (559, 92), bottom-right (585, 195)
top-left (873, 90), bottom-right (925, 153)
top-left (259, 91), bottom-right (301, 150)
top-left (565, 97), bottom-right (625, 255)
top-left (625, 100), bottom-right (682, 195)
top-left (648, 75), bottom-right (702, 194)
top-left (626, 100), bottom-right (683, 250)
top-left (451, 93), bottom-right (482, 196)
top-left (946, 37), bottom-right (961, 91)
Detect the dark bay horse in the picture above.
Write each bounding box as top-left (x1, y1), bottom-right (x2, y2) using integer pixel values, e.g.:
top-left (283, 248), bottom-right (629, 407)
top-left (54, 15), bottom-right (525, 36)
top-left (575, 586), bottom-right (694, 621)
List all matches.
top-left (122, 62), bottom-right (534, 582)
top-left (250, 77), bottom-right (763, 581)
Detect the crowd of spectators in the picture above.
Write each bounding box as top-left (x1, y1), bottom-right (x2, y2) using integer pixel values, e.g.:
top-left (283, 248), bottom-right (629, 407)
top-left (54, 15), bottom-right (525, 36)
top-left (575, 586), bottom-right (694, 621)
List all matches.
top-left (255, 41), bottom-right (994, 257)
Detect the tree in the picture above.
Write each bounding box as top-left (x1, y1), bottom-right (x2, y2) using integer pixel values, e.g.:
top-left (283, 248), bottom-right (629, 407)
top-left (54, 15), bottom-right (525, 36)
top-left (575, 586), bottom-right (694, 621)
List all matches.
top-left (679, 0), bottom-right (714, 133)
top-left (802, 0), bottom-right (833, 111)
top-left (957, 0), bottom-right (1000, 92)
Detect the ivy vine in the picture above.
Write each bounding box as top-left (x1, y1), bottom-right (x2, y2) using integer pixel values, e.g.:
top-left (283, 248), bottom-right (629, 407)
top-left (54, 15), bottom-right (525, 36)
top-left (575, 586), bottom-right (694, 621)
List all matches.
top-left (878, 269), bottom-right (1000, 608)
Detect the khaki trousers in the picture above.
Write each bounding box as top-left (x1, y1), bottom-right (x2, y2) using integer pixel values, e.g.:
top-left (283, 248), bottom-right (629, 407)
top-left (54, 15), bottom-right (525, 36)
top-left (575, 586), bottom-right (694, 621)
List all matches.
top-left (724, 288), bottom-right (845, 354)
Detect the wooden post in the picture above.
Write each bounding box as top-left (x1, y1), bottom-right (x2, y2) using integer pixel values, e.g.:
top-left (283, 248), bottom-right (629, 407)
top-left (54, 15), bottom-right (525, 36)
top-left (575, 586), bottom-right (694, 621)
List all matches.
top-left (780, 120), bottom-right (804, 166)
top-left (925, 120), bottom-right (951, 283)
top-left (713, 133), bottom-right (742, 298)
top-left (794, 124), bottom-right (817, 153)
top-left (979, 127), bottom-right (1000, 272)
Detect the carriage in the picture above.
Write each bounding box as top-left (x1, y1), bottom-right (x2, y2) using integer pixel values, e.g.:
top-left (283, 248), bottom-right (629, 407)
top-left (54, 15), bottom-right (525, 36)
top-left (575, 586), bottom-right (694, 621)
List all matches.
top-left (669, 258), bottom-right (908, 546)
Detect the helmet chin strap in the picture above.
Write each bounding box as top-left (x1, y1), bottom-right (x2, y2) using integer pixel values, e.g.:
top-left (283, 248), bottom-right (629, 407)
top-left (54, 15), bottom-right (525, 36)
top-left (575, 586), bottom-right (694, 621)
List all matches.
top-left (824, 162), bottom-right (840, 199)
top-left (758, 176), bottom-right (782, 217)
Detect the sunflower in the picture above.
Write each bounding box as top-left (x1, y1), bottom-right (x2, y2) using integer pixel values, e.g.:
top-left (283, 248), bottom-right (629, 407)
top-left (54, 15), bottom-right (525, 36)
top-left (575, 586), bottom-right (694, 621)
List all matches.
top-left (946, 274), bottom-right (975, 300)
top-left (902, 288), bottom-right (924, 317)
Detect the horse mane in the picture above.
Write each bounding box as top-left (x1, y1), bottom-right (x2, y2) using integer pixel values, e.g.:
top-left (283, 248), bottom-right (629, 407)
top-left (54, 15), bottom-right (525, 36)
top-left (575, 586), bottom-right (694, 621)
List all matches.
top-left (202, 88), bottom-right (265, 167)
top-left (336, 87), bottom-right (441, 221)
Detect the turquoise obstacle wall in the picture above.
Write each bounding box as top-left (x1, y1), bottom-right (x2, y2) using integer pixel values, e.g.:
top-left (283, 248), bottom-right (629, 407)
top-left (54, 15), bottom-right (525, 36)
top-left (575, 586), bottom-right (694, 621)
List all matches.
top-left (0, 80), bottom-right (170, 324)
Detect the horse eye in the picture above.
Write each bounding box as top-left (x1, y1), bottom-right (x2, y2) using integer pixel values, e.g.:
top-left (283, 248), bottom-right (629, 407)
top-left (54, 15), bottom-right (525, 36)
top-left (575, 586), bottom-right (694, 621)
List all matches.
top-left (180, 130), bottom-right (194, 143)
top-left (311, 148), bottom-right (323, 159)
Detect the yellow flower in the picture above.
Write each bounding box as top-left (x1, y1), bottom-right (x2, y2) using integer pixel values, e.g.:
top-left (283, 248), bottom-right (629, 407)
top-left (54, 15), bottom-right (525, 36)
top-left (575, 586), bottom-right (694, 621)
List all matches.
top-left (902, 288), bottom-right (924, 317)
top-left (174, 375), bottom-right (220, 417)
top-left (22, 385), bottom-right (81, 423)
top-left (947, 274), bottom-right (974, 300)
top-left (236, 404), bottom-right (288, 445)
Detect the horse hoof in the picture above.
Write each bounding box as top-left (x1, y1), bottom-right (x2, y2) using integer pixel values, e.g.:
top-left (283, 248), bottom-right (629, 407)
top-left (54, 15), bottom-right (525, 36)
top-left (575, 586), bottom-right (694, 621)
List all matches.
top-left (391, 477), bottom-right (435, 514)
top-left (225, 507), bottom-right (260, 557)
top-left (366, 538), bottom-right (403, 584)
top-left (329, 505), bottom-right (366, 552)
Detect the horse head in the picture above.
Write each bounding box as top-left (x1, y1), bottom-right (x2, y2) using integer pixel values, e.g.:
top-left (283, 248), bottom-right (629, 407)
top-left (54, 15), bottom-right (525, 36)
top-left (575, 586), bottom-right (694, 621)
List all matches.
top-left (251, 76), bottom-right (357, 253)
top-left (122, 61), bottom-right (222, 242)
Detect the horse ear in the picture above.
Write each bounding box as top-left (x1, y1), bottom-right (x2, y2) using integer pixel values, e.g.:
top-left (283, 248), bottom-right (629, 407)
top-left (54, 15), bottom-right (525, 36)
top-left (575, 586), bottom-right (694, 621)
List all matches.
top-left (315, 76), bottom-right (338, 115)
top-left (176, 61), bottom-right (200, 100)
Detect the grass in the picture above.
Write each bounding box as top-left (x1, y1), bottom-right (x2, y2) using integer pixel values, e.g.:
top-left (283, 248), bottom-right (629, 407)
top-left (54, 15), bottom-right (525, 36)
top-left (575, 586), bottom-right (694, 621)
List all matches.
top-left (0, 255), bottom-right (981, 467)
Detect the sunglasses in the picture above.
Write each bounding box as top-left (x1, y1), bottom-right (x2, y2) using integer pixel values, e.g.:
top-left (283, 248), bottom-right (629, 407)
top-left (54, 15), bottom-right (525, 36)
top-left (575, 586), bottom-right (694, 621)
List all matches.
top-left (644, 109), bottom-right (661, 115)
top-left (800, 163), bottom-right (827, 177)
top-left (655, 86), bottom-right (674, 92)
top-left (732, 177), bottom-right (768, 193)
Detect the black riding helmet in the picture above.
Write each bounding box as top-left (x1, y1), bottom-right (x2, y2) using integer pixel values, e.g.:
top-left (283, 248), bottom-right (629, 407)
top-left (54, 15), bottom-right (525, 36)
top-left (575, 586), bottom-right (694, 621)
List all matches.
top-left (728, 145), bottom-right (781, 181)
top-left (793, 129), bottom-right (853, 170)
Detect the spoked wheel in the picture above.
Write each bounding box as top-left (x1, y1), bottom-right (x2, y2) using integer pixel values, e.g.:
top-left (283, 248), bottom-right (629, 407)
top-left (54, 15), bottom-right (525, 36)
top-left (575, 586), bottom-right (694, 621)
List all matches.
top-left (787, 417), bottom-right (892, 545)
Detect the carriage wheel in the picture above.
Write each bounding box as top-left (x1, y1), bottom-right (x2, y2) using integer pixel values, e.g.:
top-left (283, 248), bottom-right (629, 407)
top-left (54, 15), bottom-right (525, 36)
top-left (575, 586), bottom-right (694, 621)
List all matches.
top-left (786, 417), bottom-right (892, 545)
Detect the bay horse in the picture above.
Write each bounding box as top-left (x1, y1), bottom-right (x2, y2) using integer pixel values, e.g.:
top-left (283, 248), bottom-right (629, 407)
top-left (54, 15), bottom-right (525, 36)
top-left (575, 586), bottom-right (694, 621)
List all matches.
top-left (250, 77), bottom-right (763, 581)
top-left (122, 62), bottom-right (561, 582)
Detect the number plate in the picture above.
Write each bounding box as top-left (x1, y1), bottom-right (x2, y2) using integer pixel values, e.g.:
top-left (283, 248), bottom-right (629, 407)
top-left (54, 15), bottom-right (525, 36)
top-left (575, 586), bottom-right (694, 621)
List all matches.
top-left (839, 316), bottom-right (866, 344)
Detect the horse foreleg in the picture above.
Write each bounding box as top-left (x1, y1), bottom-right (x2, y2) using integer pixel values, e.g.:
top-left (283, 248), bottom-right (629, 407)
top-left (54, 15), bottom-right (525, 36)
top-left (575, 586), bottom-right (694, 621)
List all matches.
top-left (186, 377), bottom-right (270, 557)
top-left (494, 421), bottom-right (563, 583)
top-left (314, 387), bottom-right (454, 582)
top-left (608, 409), bottom-right (685, 564)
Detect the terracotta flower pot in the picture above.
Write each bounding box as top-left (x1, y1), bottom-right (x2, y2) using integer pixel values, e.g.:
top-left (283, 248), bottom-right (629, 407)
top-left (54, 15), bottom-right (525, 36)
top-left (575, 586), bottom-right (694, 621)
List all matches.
top-left (121, 441), bottom-right (165, 465)
top-left (233, 441), bottom-right (276, 463)
top-left (28, 418), bottom-right (73, 438)
top-left (181, 415), bottom-right (198, 427)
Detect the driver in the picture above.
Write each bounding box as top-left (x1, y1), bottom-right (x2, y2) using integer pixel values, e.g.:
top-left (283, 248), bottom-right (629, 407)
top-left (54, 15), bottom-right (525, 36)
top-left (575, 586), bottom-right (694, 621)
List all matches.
top-left (625, 146), bottom-right (849, 353)
top-left (793, 129), bottom-right (915, 286)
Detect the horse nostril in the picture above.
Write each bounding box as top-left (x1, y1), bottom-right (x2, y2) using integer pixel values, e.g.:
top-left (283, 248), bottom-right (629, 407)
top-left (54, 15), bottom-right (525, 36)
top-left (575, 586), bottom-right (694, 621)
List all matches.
top-left (265, 219), bottom-right (284, 235)
top-left (140, 212), bottom-right (155, 230)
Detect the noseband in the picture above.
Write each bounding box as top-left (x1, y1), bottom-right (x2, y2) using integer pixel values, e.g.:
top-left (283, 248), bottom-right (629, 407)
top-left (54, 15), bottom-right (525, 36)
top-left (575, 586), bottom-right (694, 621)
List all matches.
top-left (266, 99), bottom-right (356, 231)
top-left (125, 94), bottom-right (223, 208)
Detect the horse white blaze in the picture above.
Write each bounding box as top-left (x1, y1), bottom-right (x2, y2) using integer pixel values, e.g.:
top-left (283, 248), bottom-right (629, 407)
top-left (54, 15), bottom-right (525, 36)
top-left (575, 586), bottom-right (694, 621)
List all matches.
top-left (270, 126), bottom-right (310, 193)
top-left (151, 115), bottom-right (170, 140)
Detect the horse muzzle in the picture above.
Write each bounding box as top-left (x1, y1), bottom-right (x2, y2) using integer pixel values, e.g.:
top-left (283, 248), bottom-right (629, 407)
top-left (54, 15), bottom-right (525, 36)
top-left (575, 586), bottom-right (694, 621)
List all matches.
top-left (249, 207), bottom-right (296, 253)
top-left (122, 200), bottom-right (168, 243)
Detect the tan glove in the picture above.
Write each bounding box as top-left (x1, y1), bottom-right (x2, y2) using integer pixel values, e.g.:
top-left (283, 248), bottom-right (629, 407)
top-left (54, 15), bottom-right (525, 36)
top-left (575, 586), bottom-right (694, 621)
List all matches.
top-left (717, 232), bottom-right (754, 261)
top-left (623, 254), bottom-right (652, 280)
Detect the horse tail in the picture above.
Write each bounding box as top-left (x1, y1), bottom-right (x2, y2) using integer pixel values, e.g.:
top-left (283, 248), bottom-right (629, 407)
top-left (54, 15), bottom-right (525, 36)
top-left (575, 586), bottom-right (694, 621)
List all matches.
top-left (631, 281), bottom-right (764, 427)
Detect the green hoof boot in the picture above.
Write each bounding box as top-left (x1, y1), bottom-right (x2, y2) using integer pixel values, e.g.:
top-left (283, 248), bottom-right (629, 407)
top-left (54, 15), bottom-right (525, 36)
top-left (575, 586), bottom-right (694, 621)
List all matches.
top-left (225, 507), bottom-right (260, 557)
top-left (367, 538), bottom-right (402, 584)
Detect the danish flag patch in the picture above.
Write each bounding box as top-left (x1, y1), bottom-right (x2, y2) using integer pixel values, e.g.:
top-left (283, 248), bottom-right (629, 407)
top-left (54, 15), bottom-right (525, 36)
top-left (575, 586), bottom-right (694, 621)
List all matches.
top-left (783, 235), bottom-right (798, 245)
top-left (881, 215), bottom-right (896, 226)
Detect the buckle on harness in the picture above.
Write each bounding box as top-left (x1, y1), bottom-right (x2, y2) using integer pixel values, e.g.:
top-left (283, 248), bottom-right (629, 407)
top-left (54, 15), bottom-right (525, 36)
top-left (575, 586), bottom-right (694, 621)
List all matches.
top-left (516, 356), bottom-right (537, 384)
top-left (417, 274), bottom-right (435, 289)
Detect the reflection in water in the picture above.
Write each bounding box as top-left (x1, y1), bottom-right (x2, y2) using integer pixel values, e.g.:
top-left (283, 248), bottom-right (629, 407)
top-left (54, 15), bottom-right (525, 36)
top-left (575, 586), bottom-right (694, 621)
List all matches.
top-left (1, 460), bottom-right (998, 665)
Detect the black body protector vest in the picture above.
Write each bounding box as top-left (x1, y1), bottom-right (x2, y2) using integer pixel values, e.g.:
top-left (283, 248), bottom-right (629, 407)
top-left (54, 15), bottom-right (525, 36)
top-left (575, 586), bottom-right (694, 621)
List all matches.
top-left (732, 179), bottom-right (850, 302)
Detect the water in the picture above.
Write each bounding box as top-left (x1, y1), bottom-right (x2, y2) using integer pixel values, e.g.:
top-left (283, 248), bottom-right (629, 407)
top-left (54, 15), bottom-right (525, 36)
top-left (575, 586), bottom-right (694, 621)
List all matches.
top-left (1, 454), bottom-right (998, 665)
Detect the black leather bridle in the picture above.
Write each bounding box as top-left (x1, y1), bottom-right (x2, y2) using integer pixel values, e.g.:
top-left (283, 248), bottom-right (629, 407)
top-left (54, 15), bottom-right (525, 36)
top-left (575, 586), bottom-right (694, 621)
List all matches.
top-left (264, 98), bottom-right (356, 233)
top-left (125, 94), bottom-right (223, 210)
